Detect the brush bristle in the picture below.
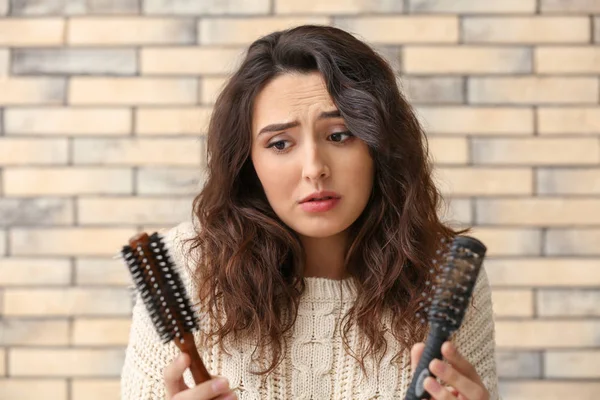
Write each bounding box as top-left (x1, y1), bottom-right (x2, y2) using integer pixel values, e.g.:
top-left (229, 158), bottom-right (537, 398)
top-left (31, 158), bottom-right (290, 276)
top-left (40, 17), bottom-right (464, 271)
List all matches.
top-left (425, 235), bottom-right (486, 335)
top-left (121, 232), bottom-right (199, 344)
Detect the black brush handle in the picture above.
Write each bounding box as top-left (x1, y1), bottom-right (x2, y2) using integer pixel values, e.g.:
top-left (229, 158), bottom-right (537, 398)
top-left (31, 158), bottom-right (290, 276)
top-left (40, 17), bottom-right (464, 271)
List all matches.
top-left (406, 329), bottom-right (449, 400)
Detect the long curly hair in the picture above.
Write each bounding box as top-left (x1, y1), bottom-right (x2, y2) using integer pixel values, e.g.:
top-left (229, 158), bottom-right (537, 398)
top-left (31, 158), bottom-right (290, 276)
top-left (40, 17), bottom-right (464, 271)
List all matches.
top-left (184, 24), bottom-right (467, 376)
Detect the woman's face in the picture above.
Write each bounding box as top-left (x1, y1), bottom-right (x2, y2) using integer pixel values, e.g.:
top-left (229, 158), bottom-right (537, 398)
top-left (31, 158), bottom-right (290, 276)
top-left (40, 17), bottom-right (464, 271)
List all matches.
top-left (250, 71), bottom-right (374, 239)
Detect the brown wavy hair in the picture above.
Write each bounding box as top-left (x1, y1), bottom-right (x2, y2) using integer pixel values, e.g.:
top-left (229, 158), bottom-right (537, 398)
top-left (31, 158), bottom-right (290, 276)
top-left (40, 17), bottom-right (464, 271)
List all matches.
top-left (185, 24), bottom-right (468, 376)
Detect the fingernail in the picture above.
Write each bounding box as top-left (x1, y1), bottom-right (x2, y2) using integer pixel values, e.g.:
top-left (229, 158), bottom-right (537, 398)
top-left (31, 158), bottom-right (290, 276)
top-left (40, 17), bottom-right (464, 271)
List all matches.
top-left (424, 377), bottom-right (441, 393)
top-left (212, 377), bottom-right (229, 391)
top-left (430, 359), bottom-right (446, 374)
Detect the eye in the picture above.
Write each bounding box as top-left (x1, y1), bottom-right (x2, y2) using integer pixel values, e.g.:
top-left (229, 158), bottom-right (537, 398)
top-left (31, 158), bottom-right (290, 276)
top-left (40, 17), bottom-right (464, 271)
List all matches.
top-left (266, 139), bottom-right (291, 153)
top-left (329, 131), bottom-right (353, 143)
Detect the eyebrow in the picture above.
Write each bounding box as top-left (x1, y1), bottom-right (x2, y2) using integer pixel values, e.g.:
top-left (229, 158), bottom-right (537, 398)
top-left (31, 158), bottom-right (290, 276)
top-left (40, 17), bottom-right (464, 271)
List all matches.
top-left (257, 109), bottom-right (342, 136)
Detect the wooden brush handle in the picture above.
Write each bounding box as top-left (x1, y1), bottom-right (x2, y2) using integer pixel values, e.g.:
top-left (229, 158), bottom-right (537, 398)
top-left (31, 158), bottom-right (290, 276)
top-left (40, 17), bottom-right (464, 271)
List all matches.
top-left (175, 332), bottom-right (212, 384)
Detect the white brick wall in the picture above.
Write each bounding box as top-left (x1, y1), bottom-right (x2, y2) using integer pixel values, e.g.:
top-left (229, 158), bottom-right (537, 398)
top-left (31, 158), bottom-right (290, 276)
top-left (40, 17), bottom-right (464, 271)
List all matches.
top-left (0, 1), bottom-right (598, 398)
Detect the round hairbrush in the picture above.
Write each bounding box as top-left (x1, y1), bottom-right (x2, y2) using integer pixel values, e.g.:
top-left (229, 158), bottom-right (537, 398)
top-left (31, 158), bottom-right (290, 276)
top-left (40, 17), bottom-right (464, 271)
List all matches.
top-left (121, 231), bottom-right (211, 384)
top-left (405, 235), bottom-right (487, 400)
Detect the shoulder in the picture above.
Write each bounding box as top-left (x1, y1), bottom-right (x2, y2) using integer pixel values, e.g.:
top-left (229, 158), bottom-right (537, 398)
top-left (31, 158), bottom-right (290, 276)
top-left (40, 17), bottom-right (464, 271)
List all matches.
top-left (159, 220), bottom-right (202, 292)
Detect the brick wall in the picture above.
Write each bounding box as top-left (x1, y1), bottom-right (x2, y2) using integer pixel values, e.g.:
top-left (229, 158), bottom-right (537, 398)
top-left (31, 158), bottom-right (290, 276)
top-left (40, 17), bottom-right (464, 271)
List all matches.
top-left (0, 0), bottom-right (599, 399)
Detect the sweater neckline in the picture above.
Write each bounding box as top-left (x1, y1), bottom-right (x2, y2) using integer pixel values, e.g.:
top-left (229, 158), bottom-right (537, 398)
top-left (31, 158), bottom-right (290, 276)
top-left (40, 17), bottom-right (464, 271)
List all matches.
top-left (302, 276), bottom-right (358, 300)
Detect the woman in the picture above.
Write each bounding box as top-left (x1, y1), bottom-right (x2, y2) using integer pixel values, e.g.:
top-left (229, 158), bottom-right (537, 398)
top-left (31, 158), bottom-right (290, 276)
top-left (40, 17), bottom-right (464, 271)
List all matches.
top-left (121, 24), bottom-right (499, 400)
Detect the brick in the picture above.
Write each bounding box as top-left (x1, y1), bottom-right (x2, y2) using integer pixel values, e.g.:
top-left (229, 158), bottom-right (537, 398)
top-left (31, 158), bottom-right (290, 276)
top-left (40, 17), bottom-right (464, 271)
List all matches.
top-left (0, 78), bottom-right (65, 105)
top-left (399, 77), bottom-right (463, 104)
top-left (415, 107), bottom-right (534, 135)
top-left (200, 77), bottom-right (227, 105)
top-left (546, 228), bottom-right (600, 255)
top-left (0, 19), bottom-right (64, 46)
top-left (467, 227), bottom-right (542, 256)
top-left (472, 138), bottom-right (599, 165)
top-left (0, 49), bottom-right (8, 76)
top-left (0, 138), bottom-right (68, 165)
top-left (537, 168), bottom-right (600, 195)
top-left (496, 320), bottom-right (600, 348)
top-left (70, 77), bottom-right (197, 105)
top-left (0, 319), bottom-right (69, 345)
top-left (78, 197), bottom-right (194, 225)
top-left (409, 0), bottom-right (536, 13)
top-left (276, 0), bottom-right (403, 13)
top-left (536, 47), bottom-right (600, 74)
top-left (538, 107), bottom-right (600, 134)
top-left (72, 318), bottom-right (131, 345)
top-left (4, 288), bottom-right (131, 316)
top-left (541, 0), bottom-right (600, 13)
top-left (68, 17), bottom-right (195, 45)
top-left (0, 380), bottom-right (67, 399)
top-left (10, 0), bottom-right (139, 14)
top-left (403, 47), bottom-right (531, 74)
top-left (72, 138), bottom-right (203, 166)
top-left (596, 17), bottom-right (600, 43)
top-left (10, 0), bottom-right (85, 14)
top-left (0, 0), bottom-right (6, 14)
top-left (439, 198), bottom-right (471, 226)
top-left (71, 380), bottom-right (120, 400)
top-left (9, 348), bottom-right (125, 377)
top-left (136, 107), bottom-right (212, 135)
top-left (200, 17), bottom-right (331, 45)
top-left (137, 167), bottom-right (204, 194)
top-left (463, 17), bottom-right (590, 44)
top-left (496, 351), bottom-right (542, 379)
top-left (0, 348), bottom-right (4, 375)
top-left (75, 257), bottom-right (131, 285)
top-left (0, 198), bottom-right (73, 226)
top-left (3, 168), bottom-right (133, 196)
top-left (491, 289), bottom-right (533, 317)
top-left (427, 137), bottom-right (468, 164)
top-left (538, 289), bottom-right (600, 317)
top-left (12, 49), bottom-right (137, 75)
top-left (0, 257), bottom-right (71, 285)
top-left (0, 230), bottom-right (6, 255)
top-left (501, 382), bottom-right (600, 400)
top-left (10, 227), bottom-right (136, 256)
top-left (141, 47), bottom-right (243, 75)
top-left (145, 0), bottom-right (268, 14)
top-left (468, 77), bottom-right (599, 104)
top-left (5, 107), bottom-right (132, 135)
top-left (485, 258), bottom-right (600, 287)
top-left (375, 47), bottom-right (402, 73)
top-left (545, 351), bottom-right (600, 378)
top-left (434, 167), bottom-right (532, 195)
top-left (477, 198), bottom-right (600, 226)
top-left (334, 16), bottom-right (458, 44)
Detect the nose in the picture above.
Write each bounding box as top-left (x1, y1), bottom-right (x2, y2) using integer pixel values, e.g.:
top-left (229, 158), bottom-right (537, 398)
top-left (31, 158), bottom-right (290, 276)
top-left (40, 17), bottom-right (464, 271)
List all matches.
top-left (302, 142), bottom-right (330, 182)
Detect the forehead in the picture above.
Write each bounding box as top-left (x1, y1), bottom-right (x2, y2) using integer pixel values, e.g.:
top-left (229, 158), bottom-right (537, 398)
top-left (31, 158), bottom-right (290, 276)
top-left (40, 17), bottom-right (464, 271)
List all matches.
top-left (252, 72), bottom-right (336, 131)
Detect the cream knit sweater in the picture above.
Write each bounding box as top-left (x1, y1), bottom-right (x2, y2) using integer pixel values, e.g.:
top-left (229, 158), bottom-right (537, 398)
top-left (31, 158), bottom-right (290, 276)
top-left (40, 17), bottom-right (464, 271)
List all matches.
top-left (121, 221), bottom-right (499, 399)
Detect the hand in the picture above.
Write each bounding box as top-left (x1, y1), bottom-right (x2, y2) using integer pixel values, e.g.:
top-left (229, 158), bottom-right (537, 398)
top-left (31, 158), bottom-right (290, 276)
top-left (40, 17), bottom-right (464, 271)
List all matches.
top-left (410, 341), bottom-right (489, 400)
top-left (164, 353), bottom-right (238, 400)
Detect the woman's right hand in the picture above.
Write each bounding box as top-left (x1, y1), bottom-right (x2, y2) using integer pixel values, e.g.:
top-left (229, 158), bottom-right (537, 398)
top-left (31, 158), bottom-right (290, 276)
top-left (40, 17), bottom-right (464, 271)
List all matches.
top-left (164, 353), bottom-right (238, 400)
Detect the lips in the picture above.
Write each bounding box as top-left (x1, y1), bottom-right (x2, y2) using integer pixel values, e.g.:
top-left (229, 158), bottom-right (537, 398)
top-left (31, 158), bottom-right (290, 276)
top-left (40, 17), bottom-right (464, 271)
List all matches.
top-left (299, 191), bottom-right (341, 203)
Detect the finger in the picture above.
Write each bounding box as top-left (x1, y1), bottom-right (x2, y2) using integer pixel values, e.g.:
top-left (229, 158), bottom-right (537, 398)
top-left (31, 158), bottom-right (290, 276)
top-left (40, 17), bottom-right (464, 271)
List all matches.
top-left (410, 342), bottom-right (425, 371)
top-left (430, 359), bottom-right (486, 400)
top-left (442, 342), bottom-right (480, 383)
top-left (213, 391), bottom-right (238, 400)
top-left (164, 353), bottom-right (190, 399)
top-left (423, 377), bottom-right (457, 400)
top-left (175, 377), bottom-right (232, 400)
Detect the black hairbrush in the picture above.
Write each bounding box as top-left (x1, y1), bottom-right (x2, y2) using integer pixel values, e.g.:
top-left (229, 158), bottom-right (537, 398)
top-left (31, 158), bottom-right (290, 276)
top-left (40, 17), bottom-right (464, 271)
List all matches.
top-left (121, 231), bottom-right (211, 384)
top-left (405, 235), bottom-right (487, 400)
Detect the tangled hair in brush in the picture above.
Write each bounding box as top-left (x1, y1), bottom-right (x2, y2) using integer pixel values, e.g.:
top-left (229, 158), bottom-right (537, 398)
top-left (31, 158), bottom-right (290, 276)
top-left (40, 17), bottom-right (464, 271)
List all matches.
top-left (184, 24), bottom-right (469, 376)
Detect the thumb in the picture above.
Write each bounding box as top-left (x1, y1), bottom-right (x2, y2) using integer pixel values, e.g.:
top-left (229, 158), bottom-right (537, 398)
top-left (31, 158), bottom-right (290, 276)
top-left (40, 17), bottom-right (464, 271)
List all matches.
top-left (164, 353), bottom-right (190, 399)
top-left (410, 342), bottom-right (425, 372)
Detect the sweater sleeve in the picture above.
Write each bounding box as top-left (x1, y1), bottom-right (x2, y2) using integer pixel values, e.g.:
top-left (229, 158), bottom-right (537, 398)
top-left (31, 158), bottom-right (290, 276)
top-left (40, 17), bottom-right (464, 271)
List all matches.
top-left (451, 265), bottom-right (500, 400)
top-left (120, 221), bottom-right (199, 399)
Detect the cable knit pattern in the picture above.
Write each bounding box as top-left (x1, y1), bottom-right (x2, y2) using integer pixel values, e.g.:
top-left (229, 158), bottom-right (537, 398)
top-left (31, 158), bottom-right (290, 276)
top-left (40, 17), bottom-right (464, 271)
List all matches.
top-left (121, 221), bottom-right (500, 399)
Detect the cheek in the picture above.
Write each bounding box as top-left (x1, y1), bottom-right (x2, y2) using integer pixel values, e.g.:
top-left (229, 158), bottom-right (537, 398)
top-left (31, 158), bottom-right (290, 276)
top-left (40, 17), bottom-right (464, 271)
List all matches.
top-left (252, 154), bottom-right (297, 204)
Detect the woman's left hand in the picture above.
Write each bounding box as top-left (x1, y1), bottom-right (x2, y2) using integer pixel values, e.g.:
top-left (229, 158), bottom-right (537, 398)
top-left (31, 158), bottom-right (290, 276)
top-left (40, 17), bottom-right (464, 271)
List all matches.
top-left (410, 341), bottom-right (490, 400)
